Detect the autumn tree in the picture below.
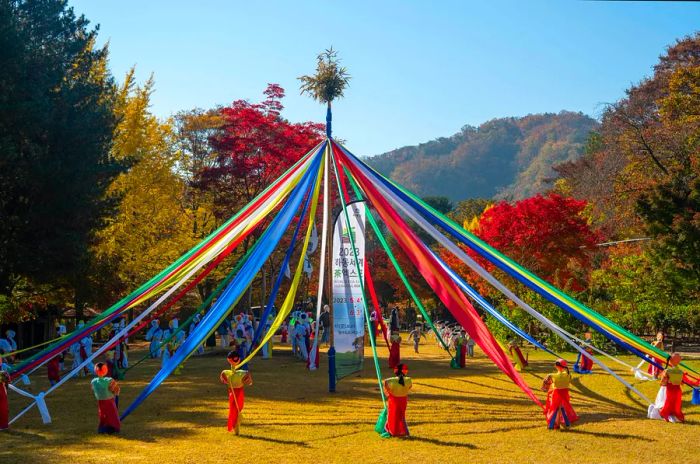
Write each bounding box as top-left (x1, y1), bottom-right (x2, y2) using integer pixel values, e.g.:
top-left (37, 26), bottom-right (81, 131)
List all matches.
top-left (588, 244), bottom-right (700, 336)
top-left (195, 85), bottom-right (323, 308)
top-left (555, 33), bottom-right (700, 300)
top-left (91, 72), bottom-right (201, 308)
top-left (456, 193), bottom-right (600, 291)
top-left (0, 0), bottom-right (123, 321)
top-left (199, 84), bottom-right (323, 220)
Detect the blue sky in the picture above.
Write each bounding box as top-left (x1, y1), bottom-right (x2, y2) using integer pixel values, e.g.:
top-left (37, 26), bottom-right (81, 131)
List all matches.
top-left (70, 1), bottom-right (699, 156)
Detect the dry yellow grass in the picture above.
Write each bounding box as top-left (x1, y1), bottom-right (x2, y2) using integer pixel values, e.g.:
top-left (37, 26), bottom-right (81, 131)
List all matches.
top-left (2, 337), bottom-right (699, 464)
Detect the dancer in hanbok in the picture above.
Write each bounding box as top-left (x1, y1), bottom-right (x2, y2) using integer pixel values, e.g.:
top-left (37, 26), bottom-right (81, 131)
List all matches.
top-left (91, 362), bottom-right (120, 434)
top-left (69, 321), bottom-right (85, 376)
top-left (218, 319), bottom-right (231, 348)
top-left (0, 358), bottom-right (9, 431)
top-left (219, 352), bottom-right (253, 435)
top-left (47, 354), bottom-right (61, 386)
top-left (5, 330), bottom-right (17, 353)
top-left (508, 339), bottom-right (528, 372)
top-left (280, 321), bottom-right (289, 344)
top-left (454, 330), bottom-right (467, 368)
top-left (294, 320), bottom-right (309, 361)
top-left (573, 331), bottom-right (594, 374)
top-left (383, 363), bottom-right (412, 437)
top-left (388, 332), bottom-right (402, 369)
top-left (145, 320), bottom-right (161, 358)
top-left (648, 332), bottom-right (665, 379)
top-left (408, 325), bottom-right (426, 354)
top-left (542, 359), bottom-right (578, 429)
top-left (80, 331), bottom-right (95, 376)
top-left (261, 315), bottom-right (273, 359)
top-left (648, 353), bottom-right (686, 423)
top-left (190, 313), bottom-right (205, 355)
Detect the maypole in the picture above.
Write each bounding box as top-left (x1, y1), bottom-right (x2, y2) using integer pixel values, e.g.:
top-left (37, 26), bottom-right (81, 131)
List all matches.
top-left (299, 47), bottom-right (350, 390)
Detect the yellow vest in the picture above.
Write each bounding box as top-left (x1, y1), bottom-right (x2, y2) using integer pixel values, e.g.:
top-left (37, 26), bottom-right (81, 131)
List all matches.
top-left (385, 376), bottom-right (413, 397)
top-left (666, 367), bottom-right (684, 386)
top-left (221, 369), bottom-right (248, 389)
top-left (551, 371), bottom-right (571, 389)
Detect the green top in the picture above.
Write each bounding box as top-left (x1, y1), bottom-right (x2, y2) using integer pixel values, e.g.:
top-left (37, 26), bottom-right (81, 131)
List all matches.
top-left (91, 377), bottom-right (115, 400)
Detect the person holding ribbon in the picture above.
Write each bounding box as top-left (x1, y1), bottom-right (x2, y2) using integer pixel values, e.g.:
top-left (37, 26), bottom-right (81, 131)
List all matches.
top-left (383, 363), bottom-right (412, 437)
top-left (219, 351), bottom-right (253, 435)
top-left (91, 362), bottom-right (121, 434)
top-left (542, 359), bottom-right (579, 430)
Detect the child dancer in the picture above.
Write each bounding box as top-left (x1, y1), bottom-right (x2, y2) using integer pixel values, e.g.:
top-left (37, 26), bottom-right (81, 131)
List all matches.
top-left (47, 354), bottom-right (61, 387)
top-left (91, 362), bottom-right (121, 434)
top-left (508, 339), bottom-right (528, 372)
top-left (145, 320), bottom-right (162, 358)
top-left (455, 330), bottom-right (467, 368)
top-left (574, 331), bottom-right (594, 374)
top-left (542, 359), bottom-right (578, 429)
top-left (219, 352), bottom-right (253, 435)
top-left (648, 332), bottom-right (665, 379)
top-left (383, 363), bottom-right (412, 437)
top-left (648, 352), bottom-right (686, 423)
top-left (466, 334), bottom-right (475, 357)
top-left (388, 332), bottom-right (401, 369)
top-left (280, 321), bottom-right (289, 344)
top-left (0, 357), bottom-right (8, 431)
top-left (408, 325), bottom-right (426, 354)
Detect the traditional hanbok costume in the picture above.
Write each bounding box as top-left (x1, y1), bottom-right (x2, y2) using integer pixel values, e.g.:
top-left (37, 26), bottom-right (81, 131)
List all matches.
top-left (648, 354), bottom-right (686, 423)
top-left (543, 360), bottom-right (579, 429)
top-left (455, 334), bottom-right (467, 368)
top-left (0, 367), bottom-right (9, 430)
top-left (91, 364), bottom-right (121, 434)
top-left (383, 367), bottom-right (412, 437)
top-left (508, 341), bottom-right (528, 372)
top-left (220, 363), bottom-right (252, 435)
top-left (47, 355), bottom-right (61, 386)
top-left (388, 333), bottom-right (401, 369)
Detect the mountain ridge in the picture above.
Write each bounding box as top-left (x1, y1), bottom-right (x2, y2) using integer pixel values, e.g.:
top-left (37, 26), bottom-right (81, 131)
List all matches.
top-left (365, 111), bottom-right (598, 202)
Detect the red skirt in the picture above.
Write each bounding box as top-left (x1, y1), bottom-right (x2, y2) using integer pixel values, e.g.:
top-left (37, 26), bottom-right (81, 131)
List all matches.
top-left (385, 394), bottom-right (409, 437)
top-left (97, 399), bottom-right (120, 433)
top-left (647, 357), bottom-right (663, 377)
top-left (514, 346), bottom-right (528, 368)
top-left (458, 345), bottom-right (466, 368)
top-left (388, 342), bottom-right (401, 369)
top-left (545, 388), bottom-right (578, 429)
top-left (660, 383), bottom-right (684, 422)
top-left (580, 353), bottom-right (593, 371)
top-left (0, 383), bottom-right (8, 430)
top-left (227, 387), bottom-right (245, 432)
top-left (47, 360), bottom-right (60, 383)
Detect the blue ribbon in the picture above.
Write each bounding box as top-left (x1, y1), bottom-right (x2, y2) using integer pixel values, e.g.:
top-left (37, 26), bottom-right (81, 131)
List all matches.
top-left (337, 144), bottom-right (659, 367)
top-left (252, 152), bottom-right (319, 345)
top-left (431, 248), bottom-right (559, 357)
top-left (121, 148), bottom-right (324, 420)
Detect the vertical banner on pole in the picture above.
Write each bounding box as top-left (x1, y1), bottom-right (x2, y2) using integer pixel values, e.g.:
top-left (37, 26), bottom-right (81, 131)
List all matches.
top-left (332, 201), bottom-right (366, 380)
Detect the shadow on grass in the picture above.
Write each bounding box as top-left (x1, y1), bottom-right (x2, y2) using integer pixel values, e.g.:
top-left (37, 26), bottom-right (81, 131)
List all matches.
top-left (5, 345), bottom-right (658, 463)
top-left (565, 428), bottom-right (648, 441)
top-left (448, 422), bottom-right (542, 435)
top-left (238, 433), bottom-right (311, 447)
top-left (407, 435), bottom-right (478, 449)
top-left (571, 377), bottom-right (644, 413)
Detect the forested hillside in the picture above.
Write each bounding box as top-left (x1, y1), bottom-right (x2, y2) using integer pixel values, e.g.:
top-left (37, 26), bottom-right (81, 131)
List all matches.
top-left (366, 111), bottom-right (597, 201)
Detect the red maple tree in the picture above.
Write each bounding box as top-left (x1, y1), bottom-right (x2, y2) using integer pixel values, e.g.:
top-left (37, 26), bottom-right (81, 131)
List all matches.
top-left (197, 84), bottom-right (324, 220)
top-left (443, 193), bottom-right (601, 292)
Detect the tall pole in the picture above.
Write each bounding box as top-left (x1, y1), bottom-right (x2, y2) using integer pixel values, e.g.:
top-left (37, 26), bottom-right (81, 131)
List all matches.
top-left (326, 102), bottom-right (332, 138)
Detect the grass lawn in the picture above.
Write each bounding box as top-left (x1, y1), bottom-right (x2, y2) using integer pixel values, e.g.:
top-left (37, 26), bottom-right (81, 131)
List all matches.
top-left (2, 336), bottom-right (699, 464)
